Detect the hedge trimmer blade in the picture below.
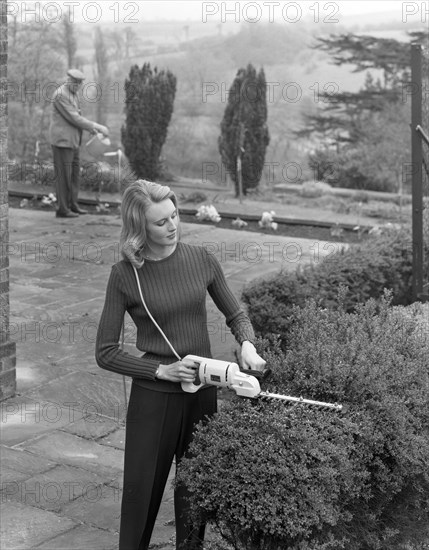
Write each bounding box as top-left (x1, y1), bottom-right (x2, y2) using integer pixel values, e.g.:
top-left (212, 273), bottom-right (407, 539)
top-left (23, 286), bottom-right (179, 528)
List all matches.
top-left (181, 356), bottom-right (343, 412)
top-left (258, 391), bottom-right (343, 411)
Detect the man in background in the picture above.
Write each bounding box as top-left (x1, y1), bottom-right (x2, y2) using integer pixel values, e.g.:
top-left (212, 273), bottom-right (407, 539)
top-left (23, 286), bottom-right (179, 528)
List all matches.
top-left (49, 69), bottom-right (109, 218)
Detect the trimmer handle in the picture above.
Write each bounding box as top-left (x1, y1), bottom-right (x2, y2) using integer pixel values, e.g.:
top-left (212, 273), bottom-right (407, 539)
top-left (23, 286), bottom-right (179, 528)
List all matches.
top-left (181, 356), bottom-right (205, 393)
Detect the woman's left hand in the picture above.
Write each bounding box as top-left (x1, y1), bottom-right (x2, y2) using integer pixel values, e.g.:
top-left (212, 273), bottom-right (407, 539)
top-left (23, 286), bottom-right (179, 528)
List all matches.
top-left (240, 341), bottom-right (266, 372)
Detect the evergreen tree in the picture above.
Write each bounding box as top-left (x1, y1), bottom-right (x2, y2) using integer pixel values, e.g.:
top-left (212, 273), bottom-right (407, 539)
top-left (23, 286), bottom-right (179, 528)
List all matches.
top-left (296, 31), bottom-right (428, 143)
top-left (218, 64), bottom-right (269, 196)
top-left (121, 63), bottom-right (177, 180)
top-left (296, 31), bottom-right (428, 192)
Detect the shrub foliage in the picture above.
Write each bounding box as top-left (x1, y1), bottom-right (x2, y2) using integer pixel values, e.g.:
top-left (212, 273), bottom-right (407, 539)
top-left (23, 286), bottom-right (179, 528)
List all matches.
top-left (177, 294), bottom-right (429, 549)
top-left (241, 227), bottom-right (419, 346)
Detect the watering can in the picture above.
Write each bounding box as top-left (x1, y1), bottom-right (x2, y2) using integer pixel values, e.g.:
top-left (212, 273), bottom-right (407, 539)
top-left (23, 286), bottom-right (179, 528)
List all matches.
top-left (86, 132), bottom-right (111, 158)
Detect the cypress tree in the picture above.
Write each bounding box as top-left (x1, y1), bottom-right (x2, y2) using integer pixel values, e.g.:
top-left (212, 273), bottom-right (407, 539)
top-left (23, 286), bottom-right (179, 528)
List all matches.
top-left (218, 64), bottom-right (269, 196)
top-left (121, 63), bottom-right (177, 180)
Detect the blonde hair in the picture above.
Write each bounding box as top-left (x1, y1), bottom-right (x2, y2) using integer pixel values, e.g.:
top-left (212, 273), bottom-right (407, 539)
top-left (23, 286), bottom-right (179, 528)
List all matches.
top-left (119, 179), bottom-right (179, 268)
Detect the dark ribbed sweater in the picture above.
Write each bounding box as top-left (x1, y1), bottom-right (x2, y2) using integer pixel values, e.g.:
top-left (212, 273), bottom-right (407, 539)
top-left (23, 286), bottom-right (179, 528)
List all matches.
top-left (95, 242), bottom-right (255, 392)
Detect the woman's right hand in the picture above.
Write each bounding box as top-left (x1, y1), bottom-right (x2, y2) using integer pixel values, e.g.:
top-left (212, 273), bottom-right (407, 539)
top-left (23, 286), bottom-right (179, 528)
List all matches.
top-left (157, 358), bottom-right (197, 383)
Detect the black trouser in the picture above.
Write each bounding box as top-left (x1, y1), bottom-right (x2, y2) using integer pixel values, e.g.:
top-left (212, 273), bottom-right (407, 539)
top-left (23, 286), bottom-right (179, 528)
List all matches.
top-left (119, 383), bottom-right (217, 550)
top-left (51, 145), bottom-right (80, 214)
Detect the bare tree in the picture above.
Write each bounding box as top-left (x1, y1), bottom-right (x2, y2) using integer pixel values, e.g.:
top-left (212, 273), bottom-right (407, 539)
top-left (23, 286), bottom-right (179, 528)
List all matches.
top-left (62, 17), bottom-right (77, 68)
top-left (93, 27), bottom-right (110, 126)
top-left (8, 19), bottom-right (64, 161)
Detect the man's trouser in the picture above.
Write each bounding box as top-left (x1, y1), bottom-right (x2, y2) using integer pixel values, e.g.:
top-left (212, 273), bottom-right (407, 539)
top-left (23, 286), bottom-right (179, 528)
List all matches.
top-left (51, 146), bottom-right (80, 214)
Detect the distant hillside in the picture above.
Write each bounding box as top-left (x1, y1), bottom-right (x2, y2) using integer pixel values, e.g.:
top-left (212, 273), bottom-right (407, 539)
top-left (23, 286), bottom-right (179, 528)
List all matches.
top-left (65, 13), bottom-right (426, 183)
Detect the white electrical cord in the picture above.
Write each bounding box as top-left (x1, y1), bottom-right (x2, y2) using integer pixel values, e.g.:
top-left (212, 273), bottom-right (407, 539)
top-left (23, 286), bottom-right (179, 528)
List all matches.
top-left (132, 265), bottom-right (182, 361)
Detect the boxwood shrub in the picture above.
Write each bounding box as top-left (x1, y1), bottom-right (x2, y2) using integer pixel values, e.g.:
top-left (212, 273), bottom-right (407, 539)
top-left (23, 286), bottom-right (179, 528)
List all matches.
top-left (177, 295), bottom-right (429, 550)
top-left (241, 226), bottom-right (424, 347)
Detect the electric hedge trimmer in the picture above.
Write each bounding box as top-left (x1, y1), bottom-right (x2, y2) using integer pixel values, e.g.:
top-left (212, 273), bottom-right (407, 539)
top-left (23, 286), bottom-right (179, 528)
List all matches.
top-left (181, 355), bottom-right (342, 412)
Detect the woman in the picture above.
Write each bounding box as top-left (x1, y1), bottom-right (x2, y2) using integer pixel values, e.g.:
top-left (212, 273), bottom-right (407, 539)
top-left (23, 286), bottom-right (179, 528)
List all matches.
top-left (95, 180), bottom-right (266, 549)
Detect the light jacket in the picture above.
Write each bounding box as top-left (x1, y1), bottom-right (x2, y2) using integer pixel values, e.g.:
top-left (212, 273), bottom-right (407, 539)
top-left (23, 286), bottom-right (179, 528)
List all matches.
top-left (49, 83), bottom-right (95, 149)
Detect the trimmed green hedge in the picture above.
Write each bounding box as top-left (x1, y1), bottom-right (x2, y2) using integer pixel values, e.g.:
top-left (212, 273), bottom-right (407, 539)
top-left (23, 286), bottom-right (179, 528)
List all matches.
top-left (241, 227), bottom-right (418, 346)
top-left (177, 295), bottom-right (429, 549)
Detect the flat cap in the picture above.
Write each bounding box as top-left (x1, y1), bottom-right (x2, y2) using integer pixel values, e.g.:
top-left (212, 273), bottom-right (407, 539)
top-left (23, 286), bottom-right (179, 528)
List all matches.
top-left (67, 69), bottom-right (86, 81)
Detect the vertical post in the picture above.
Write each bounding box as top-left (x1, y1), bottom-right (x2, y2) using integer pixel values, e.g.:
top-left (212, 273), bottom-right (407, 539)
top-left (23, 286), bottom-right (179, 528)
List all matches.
top-left (0, 0), bottom-right (17, 400)
top-left (411, 43), bottom-right (423, 302)
top-left (236, 122), bottom-right (244, 204)
top-left (117, 149), bottom-right (122, 192)
top-left (236, 155), bottom-right (242, 204)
